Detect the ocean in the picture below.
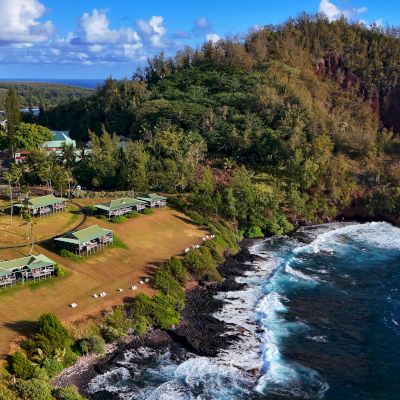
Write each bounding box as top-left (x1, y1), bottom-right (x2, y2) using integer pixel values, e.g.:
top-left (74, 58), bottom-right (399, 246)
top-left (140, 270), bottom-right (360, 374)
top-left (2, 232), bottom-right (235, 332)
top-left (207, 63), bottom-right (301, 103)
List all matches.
top-left (85, 222), bottom-right (400, 399)
top-left (0, 78), bottom-right (104, 89)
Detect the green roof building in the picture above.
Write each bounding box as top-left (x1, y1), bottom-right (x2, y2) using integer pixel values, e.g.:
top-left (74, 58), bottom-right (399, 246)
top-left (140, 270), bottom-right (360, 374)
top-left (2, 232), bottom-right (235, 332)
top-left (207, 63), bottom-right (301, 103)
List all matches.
top-left (0, 254), bottom-right (56, 288)
top-left (137, 193), bottom-right (167, 208)
top-left (39, 131), bottom-right (76, 151)
top-left (55, 225), bottom-right (113, 255)
top-left (15, 194), bottom-right (67, 217)
top-left (95, 197), bottom-right (146, 217)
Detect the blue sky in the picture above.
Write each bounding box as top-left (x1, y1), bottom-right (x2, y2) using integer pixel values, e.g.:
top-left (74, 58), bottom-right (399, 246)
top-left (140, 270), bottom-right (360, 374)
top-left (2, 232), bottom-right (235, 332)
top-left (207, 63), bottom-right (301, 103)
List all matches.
top-left (0, 0), bottom-right (398, 79)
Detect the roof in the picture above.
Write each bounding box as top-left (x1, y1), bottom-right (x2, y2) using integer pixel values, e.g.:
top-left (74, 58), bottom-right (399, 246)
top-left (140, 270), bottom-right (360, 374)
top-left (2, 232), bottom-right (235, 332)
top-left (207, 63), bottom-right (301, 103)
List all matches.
top-left (55, 225), bottom-right (113, 245)
top-left (0, 254), bottom-right (55, 276)
top-left (137, 193), bottom-right (167, 202)
top-left (95, 197), bottom-right (146, 212)
top-left (16, 194), bottom-right (66, 209)
top-left (39, 130), bottom-right (76, 149)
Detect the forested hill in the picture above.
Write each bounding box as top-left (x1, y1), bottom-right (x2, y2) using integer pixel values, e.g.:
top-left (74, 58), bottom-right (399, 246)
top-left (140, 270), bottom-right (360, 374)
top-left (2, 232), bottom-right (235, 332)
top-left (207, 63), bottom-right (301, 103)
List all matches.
top-left (0, 82), bottom-right (92, 110)
top-left (42, 14), bottom-right (400, 222)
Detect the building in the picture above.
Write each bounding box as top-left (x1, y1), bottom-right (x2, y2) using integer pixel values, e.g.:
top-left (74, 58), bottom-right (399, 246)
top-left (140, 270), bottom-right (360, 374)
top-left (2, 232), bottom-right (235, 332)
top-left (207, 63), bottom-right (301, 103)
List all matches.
top-left (15, 194), bottom-right (67, 217)
top-left (94, 197), bottom-right (146, 218)
top-left (39, 130), bottom-right (77, 152)
top-left (137, 193), bottom-right (167, 208)
top-left (14, 130), bottom-right (78, 163)
top-left (14, 150), bottom-right (31, 163)
top-left (54, 225), bottom-right (113, 255)
top-left (0, 254), bottom-right (56, 288)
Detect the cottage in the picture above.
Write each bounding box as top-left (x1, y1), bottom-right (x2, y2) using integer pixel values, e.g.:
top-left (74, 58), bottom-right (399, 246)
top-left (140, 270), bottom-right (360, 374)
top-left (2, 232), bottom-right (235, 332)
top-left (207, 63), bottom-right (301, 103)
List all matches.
top-left (137, 193), bottom-right (167, 208)
top-left (0, 254), bottom-right (56, 288)
top-left (54, 225), bottom-right (113, 255)
top-left (95, 197), bottom-right (146, 218)
top-left (39, 130), bottom-right (76, 152)
top-left (15, 194), bottom-right (67, 217)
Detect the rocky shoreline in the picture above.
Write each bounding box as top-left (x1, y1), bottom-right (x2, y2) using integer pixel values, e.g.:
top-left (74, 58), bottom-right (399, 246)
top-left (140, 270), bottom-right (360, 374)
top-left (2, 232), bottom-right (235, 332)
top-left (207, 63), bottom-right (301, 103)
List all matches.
top-left (53, 239), bottom-right (262, 398)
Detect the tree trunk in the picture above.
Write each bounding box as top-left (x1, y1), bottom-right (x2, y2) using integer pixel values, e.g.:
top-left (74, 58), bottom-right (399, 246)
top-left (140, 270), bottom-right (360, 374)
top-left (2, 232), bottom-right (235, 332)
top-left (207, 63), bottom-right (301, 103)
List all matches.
top-left (29, 224), bottom-right (34, 255)
top-left (8, 182), bottom-right (13, 226)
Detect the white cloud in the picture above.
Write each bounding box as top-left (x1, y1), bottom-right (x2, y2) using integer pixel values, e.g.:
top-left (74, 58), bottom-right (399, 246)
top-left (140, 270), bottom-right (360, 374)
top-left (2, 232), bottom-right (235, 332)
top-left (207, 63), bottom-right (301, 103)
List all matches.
top-left (137, 16), bottom-right (167, 48)
top-left (79, 9), bottom-right (140, 44)
top-left (0, 0), bottom-right (54, 44)
top-left (206, 33), bottom-right (221, 43)
top-left (319, 0), bottom-right (368, 21)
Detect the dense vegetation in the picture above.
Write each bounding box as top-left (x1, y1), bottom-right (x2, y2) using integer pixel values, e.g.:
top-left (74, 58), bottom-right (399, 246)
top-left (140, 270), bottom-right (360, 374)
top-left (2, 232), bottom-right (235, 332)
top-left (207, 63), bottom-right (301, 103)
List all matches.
top-left (37, 15), bottom-right (400, 226)
top-left (0, 83), bottom-right (92, 110)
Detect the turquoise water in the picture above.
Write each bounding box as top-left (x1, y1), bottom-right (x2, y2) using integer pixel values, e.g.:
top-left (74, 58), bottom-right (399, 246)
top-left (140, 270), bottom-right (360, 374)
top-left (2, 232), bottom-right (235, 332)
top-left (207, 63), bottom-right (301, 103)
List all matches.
top-left (87, 222), bottom-right (400, 399)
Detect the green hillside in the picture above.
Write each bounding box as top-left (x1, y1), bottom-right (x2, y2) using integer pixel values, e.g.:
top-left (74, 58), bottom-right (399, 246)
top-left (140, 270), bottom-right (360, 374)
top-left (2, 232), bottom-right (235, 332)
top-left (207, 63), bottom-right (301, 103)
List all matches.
top-left (14, 15), bottom-right (400, 225)
top-left (0, 82), bottom-right (93, 110)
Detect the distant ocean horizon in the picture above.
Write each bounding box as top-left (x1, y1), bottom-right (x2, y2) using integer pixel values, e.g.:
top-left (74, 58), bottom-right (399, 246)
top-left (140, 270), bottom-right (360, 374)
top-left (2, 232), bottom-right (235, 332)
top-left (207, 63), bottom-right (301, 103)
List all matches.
top-left (0, 78), bottom-right (105, 89)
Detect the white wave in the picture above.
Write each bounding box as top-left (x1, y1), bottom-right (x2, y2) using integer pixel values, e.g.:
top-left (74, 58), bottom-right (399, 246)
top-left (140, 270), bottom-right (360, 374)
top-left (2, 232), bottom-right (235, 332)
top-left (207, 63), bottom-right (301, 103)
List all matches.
top-left (285, 265), bottom-right (319, 283)
top-left (295, 222), bottom-right (400, 256)
top-left (87, 366), bottom-right (132, 394)
top-left (307, 335), bottom-right (328, 343)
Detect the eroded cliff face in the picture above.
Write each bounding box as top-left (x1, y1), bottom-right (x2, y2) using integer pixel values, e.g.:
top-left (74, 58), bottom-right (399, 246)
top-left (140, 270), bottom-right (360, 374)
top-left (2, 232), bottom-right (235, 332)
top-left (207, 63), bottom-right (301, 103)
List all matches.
top-left (316, 53), bottom-right (400, 133)
top-left (381, 84), bottom-right (400, 133)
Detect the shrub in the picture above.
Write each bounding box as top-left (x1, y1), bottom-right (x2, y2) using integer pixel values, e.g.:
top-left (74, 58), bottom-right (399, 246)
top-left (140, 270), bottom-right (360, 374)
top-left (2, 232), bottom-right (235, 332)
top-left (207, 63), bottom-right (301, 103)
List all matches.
top-left (7, 352), bottom-right (35, 379)
top-left (77, 335), bottom-right (105, 355)
top-left (101, 306), bottom-right (133, 342)
top-left (151, 294), bottom-right (181, 329)
top-left (32, 367), bottom-right (49, 381)
top-left (110, 235), bottom-right (128, 250)
top-left (52, 386), bottom-right (87, 400)
top-left (14, 379), bottom-right (53, 400)
top-left (41, 357), bottom-right (65, 378)
top-left (60, 249), bottom-right (82, 262)
top-left (185, 210), bottom-right (206, 226)
top-left (84, 205), bottom-right (96, 216)
top-left (0, 385), bottom-right (18, 400)
top-left (110, 215), bottom-right (127, 223)
top-left (132, 315), bottom-right (149, 336)
top-left (126, 211), bottom-right (140, 218)
top-left (166, 257), bottom-right (187, 284)
top-left (154, 267), bottom-right (184, 301)
top-left (143, 207), bottom-right (153, 215)
top-left (183, 248), bottom-right (221, 282)
top-left (31, 313), bottom-right (73, 359)
top-left (54, 264), bottom-right (66, 277)
top-left (245, 225), bottom-right (264, 238)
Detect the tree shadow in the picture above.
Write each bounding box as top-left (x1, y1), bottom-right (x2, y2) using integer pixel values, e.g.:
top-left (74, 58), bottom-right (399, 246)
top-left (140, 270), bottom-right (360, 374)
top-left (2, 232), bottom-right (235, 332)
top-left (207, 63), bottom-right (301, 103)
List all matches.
top-left (3, 319), bottom-right (38, 337)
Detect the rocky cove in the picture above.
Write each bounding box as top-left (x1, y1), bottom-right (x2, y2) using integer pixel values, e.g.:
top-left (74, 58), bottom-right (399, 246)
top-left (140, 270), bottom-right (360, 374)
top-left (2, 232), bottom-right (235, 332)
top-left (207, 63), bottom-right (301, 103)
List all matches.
top-left (53, 241), bottom-right (265, 399)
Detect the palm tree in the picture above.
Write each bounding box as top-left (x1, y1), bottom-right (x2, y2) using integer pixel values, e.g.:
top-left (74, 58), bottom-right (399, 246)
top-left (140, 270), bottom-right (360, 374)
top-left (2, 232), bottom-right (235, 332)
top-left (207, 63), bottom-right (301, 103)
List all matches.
top-left (59, 143), bottom-right (76, 168)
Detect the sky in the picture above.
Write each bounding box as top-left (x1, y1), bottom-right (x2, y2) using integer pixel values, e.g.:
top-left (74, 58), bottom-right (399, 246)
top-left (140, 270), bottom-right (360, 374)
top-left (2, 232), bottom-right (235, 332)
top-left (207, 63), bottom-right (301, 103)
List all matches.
top-left (0, 0), bottom-right (398, 80)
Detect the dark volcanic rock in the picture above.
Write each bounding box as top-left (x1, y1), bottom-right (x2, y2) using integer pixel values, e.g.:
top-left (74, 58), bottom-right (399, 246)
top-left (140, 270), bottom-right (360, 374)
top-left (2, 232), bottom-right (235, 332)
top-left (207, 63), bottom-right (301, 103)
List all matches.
top-left (173, 244), bottom-right (258, 356)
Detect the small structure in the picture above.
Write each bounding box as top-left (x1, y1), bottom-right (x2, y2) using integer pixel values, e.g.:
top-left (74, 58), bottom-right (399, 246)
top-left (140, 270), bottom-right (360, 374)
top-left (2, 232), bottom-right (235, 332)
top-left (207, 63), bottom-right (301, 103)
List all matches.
top-left (15, 194), bottom-right (67, 217)
top-left (0, 254), bottom-right (56, 288)
top-left (94, 197), bottom-right (146, 218)
top-left (39, 130), bottom-right (76, 152)
top-left (54, 225), bottom-right (113, 255)
top-left (137, 193), bottom-right (167, 208)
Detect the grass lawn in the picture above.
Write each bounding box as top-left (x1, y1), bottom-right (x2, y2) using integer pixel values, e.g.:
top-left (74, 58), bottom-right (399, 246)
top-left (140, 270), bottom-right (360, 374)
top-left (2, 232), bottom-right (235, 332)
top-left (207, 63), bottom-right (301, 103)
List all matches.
top-left (0, 207), bottom-right (206, 357)
top-left (0, 202), bottom-right (83, 247)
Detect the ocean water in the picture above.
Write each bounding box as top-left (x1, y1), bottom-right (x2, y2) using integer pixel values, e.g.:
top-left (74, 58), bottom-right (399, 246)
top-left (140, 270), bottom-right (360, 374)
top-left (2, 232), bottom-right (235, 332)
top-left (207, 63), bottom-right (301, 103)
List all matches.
top-left (87, 222), bottom-right (400, 399)
top-left (0, 78), bottom-right (103, 89)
